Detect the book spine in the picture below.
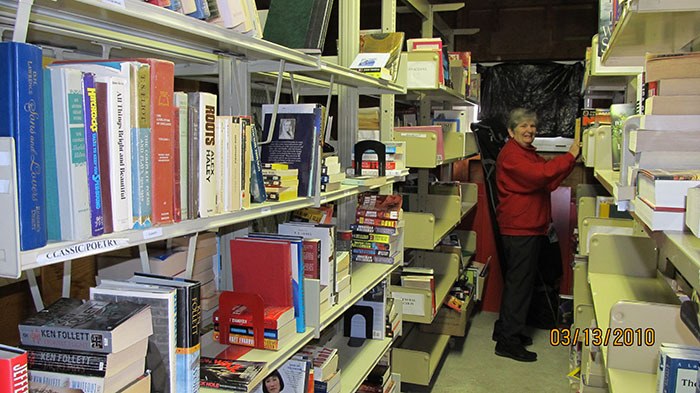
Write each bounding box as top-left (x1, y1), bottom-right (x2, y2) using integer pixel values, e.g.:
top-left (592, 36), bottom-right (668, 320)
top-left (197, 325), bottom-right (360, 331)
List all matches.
top-left (0, 43), bottom-right (47, 250)
top-left (212, 331), bottom-right (281, 350)
top-left (174, 92), bottom-right (189, 220)
top-left (196, 93), bottom-right (217, 218)
top-left (95, 81), bottom-right (113, 234)
top-left (172, 106), bottom-right (182, 222)
top-left (19, 326), bottom-right (113, 353)
top-left (350, 224), bottom-right (397, 235)
top-left (216, 325), bottom-right (283, 339)
top-left (356, 209), bottom-right (400, 220)
top-left (351, 254), bottom-right (396, 264)
top-left (131, 64), bottom-right (152, 229)
top-left (148, 59), bottom-right (175, 225)
top-left (354, 160), bottom-right (399, 170)
top-left (26, 348), bottom-right (108, 377)
top-left (302, 240), bottom-right (320, 279)
top-left (28, 369), bottom-right (105, 393)
top-left (81, 73), bottom-right (104, 237)
top-left (187, 100), bottom-right (199, 219)
top-left (0, 350), bottom-right (28, 393)
top-left (249, 120), bottom-right (267, 203)
top-left (229, 118), bottom-right (241, 212)
top-left (213, 312), bottom-right (283, 330)
top-left (43, 69), bottom-right (61, 241)
top-left (241, 123), bottom-right (252, 209)
top-left (51, 67), bottom-right (91, 240)
top-left (351, 240), bottom-right (394, 250)
top-left (351, 233), bottom-right (391, 243)
top-left (186, 0), bottom-right (210, 19)
top-left (176, 283), bottom-right (202, 393)
top-left (356, 217), bottom-right (398, 228)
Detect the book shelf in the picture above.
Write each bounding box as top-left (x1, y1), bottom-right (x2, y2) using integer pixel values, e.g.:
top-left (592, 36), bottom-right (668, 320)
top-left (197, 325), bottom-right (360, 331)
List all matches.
top-left (330, 335), bottom-right (393, 393)
top-left (391, 325), bottom-right (451, 386)
top-left (601, 0), bottom-right (700, 66)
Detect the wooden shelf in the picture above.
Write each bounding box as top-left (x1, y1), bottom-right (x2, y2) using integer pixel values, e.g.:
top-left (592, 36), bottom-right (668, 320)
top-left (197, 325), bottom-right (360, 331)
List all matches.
top-left (331, 336), bottom-right (393, 393)
top-left (391, 327), bottom-right (451, 386)
top-left (601, 0), bottom-right (700, 66)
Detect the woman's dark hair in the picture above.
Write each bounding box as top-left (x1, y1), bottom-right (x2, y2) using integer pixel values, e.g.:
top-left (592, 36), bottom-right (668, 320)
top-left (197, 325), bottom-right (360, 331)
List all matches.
top-left (262, 370), bottom-right (284, 393)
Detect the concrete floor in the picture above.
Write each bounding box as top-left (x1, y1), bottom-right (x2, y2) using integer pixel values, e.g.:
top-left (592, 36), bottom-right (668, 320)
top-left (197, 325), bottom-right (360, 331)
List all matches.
top-left (407, 311), bottom-right (572, 393)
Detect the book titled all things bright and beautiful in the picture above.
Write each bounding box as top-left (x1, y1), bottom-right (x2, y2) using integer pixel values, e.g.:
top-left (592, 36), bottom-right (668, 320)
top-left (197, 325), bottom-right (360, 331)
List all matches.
top-left (0, 42), bottom-right (46, 251)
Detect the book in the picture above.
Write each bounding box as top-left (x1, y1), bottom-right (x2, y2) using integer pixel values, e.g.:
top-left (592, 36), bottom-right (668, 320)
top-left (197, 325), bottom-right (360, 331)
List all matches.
top-left (247, 120), bottom-right (267, 203)
top-left (189, 92), bottom-right (218, 217)
top-left (251, 358), bottom-right (310, 393)
top-left (645, 52), bottom-right (700, 83)
top-left (199, 358), bottom-right (266, 392)
top-left (302, 239), bottom-right (321, 279)
top-left (298, 345), bottom-right (338, 382)
top-left (634, 196), bottom-right (685, 232)
top-left (628, 130), bottom-right (700, 153)
top-left (174, 92), bottom-right (189, 220)
top-left (0, 42), bottom-right (46, 251)
top-left (610, 103), bottom-right (636, 171)
top-left (646, 78), bottom-right (700, 96)
top-left (28, 383), bottom-right (83, 393)
top-left (359, 32), bottom-right (405, 83)
top-left (24, 337), bottom-right (148, 378)
top-left (349, 53), bottom-right (391, 81)
top-left (262, 0), bottom-right (333, 50)
top-left (46, 66), bottom-right (92, 240)
top-left (28, 356), bottom-right (145, 393)
top-left (82, 72), bottom-right (104, 237)
top-left (229, 237), bottom-right (294, 308)
top-left (213, 305), bottom-right (294, 330)
top-left (644, 95), bottom-right (700, 115)
top-left (261, 104), bottom-right (323, 197)
top-left (0, 344), bottom-right (28, 393)
top-left (657, 344), bottom-right (700, 393)
top-left (348, 280), bottom-right (386, 340)
top-left (265, 187), bottom-right (298, 202)
top-left (19, 298), bottom-right (153, 354)
top-left (636, 169), bottom-right (700, 209)
top-left (128, 273), bottom-right (203, 393)
top-left (90, 280), bottom-right (177, 393)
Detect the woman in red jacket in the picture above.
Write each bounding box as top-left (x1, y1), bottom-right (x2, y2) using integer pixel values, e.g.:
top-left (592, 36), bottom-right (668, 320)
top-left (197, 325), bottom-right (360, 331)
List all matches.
top-left (493, 108), bottom-right (579, 362)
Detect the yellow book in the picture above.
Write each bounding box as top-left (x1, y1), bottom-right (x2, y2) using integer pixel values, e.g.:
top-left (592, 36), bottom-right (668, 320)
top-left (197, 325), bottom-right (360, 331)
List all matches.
top-left (265, 186), bottom-right (298, 202)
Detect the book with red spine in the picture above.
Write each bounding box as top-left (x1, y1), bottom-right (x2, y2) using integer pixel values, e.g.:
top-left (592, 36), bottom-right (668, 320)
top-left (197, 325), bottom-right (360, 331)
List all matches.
top-left (302, 239), bottom-right (321, 279)
top-left (230, 238), bottom-right (294, 308)
top-left (356, 208), bottom-right (400, 220)
top-left (212, 305), bottom-right (294, 330)
top-left (0, 344), bottom-right (28, 393)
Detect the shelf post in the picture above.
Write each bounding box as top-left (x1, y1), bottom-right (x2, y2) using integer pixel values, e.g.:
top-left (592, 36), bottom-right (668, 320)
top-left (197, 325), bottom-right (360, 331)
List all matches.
top-left (26, 269), bottom-right (44, 312)
top-left (380, 0), bottom-right (397, 142)
top-left (337, 0), bottom-right (361, 229)
top-left (62, 261), bottom-right (72, 298)
top-left (12, 0), bottom-right (34, 43)
top-left (218, 54), bottom-right (250, 116)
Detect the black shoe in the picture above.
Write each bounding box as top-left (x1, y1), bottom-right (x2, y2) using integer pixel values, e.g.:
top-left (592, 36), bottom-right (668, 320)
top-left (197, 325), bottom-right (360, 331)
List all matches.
top-left (492, 332), bottom-right (533, 346)
top-left (495, 342), bottom-right (537, 362)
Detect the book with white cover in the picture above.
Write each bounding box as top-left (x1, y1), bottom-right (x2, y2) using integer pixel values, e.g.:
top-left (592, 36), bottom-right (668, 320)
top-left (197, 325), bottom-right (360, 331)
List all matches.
top-left (96, 75), bottom-right (133, 232)
top-left (174, 92), bottom-right (189, 220)
top-left (190, 92), bottom-right (217, 218)
top-left (48, 67), bottom-right (91, 240)
top-left (634, 196), bottom-right (685, 231)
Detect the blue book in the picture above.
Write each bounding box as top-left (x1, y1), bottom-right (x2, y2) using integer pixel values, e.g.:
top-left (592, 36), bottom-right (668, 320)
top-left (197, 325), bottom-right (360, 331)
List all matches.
top-left (81, 72), bottom-right (104, 236)
top-left (660, 347), bottom-right (700, 393)
top-left (186, 0), bottom-right (210, 19)
top-left (248, 232), bottom-right (306, 333)
top-left (0, 42), bottom-right (46, 251)
top-left (43, 69), bottom-right (60, 241)
top-left (249, 122), bottom-right (267, 203)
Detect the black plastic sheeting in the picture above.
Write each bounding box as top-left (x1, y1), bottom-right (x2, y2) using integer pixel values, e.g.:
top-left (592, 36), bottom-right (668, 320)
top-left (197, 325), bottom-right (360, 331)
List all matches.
top-left (479, 62), bottom-right (584, 137)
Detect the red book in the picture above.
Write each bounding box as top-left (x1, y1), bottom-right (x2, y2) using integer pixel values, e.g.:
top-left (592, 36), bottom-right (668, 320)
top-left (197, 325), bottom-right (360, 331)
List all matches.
top-left (302, 239), bottom-right (321, 279)
top-left (0, 344), bottom-right (28, 393)
top-left (230, 238), bottom-right (293, 307)
top-left (212, 305), bottom-right (294, 330)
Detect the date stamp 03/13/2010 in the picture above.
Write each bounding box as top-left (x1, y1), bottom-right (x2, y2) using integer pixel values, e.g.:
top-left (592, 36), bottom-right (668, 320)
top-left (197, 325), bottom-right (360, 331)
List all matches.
top-left (549, 327), bottom-right (656, 347)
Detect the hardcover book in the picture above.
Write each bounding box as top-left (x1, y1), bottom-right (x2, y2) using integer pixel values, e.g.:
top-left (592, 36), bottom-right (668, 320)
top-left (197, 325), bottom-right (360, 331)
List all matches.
top-left (19, 298), bottom-right (153, 354)
top-left (261, 104), bottom-right (323, 197)
top-left (190, 92), bottom-right (218, 218)
top-left (81, 72), bottom-right (105, 237)
top-left (0, 42), bottom-right (46, 251)
top-left (0, 344), bottom-right (28, 393)
top-left (263, 0), bottom-right (333, 50)
top-left (90, 281), bottom-right (177, 393)
top-left (129, 273), bottom-right (203, 393)
top-left (212, 305), bottom-right (294, 330)
top-left (174, 92), bottom-right (189, 220)
top-left (28, 357), bottom-right (145, 393)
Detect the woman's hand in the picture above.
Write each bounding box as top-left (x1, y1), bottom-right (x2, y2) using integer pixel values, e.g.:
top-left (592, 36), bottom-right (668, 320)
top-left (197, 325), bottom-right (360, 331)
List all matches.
top-left (569, 139), bottom-right (581, 158)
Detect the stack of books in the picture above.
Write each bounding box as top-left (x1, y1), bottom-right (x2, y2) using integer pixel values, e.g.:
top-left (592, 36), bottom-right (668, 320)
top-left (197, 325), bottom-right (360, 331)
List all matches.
top-left (357, 360), bottom-right (395, 393)
top-left (321, 155), bottom-right (346, 192)
top-left (335, 251), bottom-right (352, 304)
top-left (350, 141), bottom-right (406, 177)
top-left (400, 266), bottom-right (436, 317)
top-left (171, 232), bottom-right (220, 317)
top-left (19, 298), bottom-right (152, 393)
top-left (212, 305), bottom-right (296, 351)
top-left (634, 169), bottom-right (700, 231)
top-left (263, 163), bottom-right (299, 202)
top-left (298, 344), bottom-right (340, 393)
top-left (350, 194), bottom-right (403, 265)
top-left (384, 297), bottom-right (401, 339)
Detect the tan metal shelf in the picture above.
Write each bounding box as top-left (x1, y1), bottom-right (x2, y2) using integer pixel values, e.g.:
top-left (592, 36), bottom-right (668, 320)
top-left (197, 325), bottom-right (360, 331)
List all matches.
top-left (402, 194), bottom-right (462, 250)
top-left (391, 326), bottom-right (451, 386)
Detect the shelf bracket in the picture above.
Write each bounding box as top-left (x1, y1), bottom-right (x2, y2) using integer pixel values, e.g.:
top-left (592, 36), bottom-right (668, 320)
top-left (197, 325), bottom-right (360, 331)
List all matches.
top-left (91, 41), bottom-right (121, 59)
top-left (26, 268), bottom-right (44, 311)
top-left (259, 59), bottom-right (286, 145)
top-left (184, 232), bottom-right (198, 280)
top-left (12, 0), bottom-right (34, 43)
top-left (289, 73), bottom-right (300, 104)
top-left (138, 243), bottom-right (151, 274)
top-left (62, 260), bottom-right (72, 298)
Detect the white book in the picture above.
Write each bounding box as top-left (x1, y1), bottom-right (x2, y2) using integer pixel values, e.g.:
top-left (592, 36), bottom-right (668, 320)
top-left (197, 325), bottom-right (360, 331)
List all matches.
top-left (90, 280), bottom-right (177, 393)
top-left (190, 92), bottom-right (217, 218)
top-left (229, 119), bottom-right (242, 212)
top-left (629, 129), bottom-right (700, 153)
top-left (634, 196), bottom-right (686, 231)
top-left (48, 67), bottom-right (91, 240)
top-left (174, 92), bottom-right (189, 220)
top-left (29, 355), bottom-right (146, 393)
top-left (639, 114), bottom-right (700, 130)
top-left (215, 116), bottom-right (227, 214)
top-left (214, 0), bottom-right (246, 28)
top-left (96, 75), bottom-right (133, 232)
top-left (240, 121), bottom-right (252, 209)
top-left (432, 109), bottom-right (468, 133)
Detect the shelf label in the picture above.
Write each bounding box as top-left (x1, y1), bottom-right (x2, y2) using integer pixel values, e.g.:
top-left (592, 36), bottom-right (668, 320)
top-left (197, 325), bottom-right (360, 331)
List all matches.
top-left (37, 239), bottom-right (129, 265)
top-left (261, 207), bottom-right (272, 214)
top-left (101, 0), bottom-right (126, 8)
top-left (142, 228), bottom-right (163, 240)
top-left (398, 132), bottom-right (427, 139)
top-left (392, 292), bottom-right (425, 316)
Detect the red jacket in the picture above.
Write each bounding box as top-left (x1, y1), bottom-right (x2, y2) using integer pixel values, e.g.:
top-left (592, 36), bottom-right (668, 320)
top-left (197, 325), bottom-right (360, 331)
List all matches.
top-left (496, 138), bottom-right (575, 236)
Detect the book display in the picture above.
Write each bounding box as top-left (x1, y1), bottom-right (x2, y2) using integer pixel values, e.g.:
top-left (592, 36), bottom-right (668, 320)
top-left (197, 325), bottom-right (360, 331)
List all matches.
top-left (572, 2), bottom-right (700, 392)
